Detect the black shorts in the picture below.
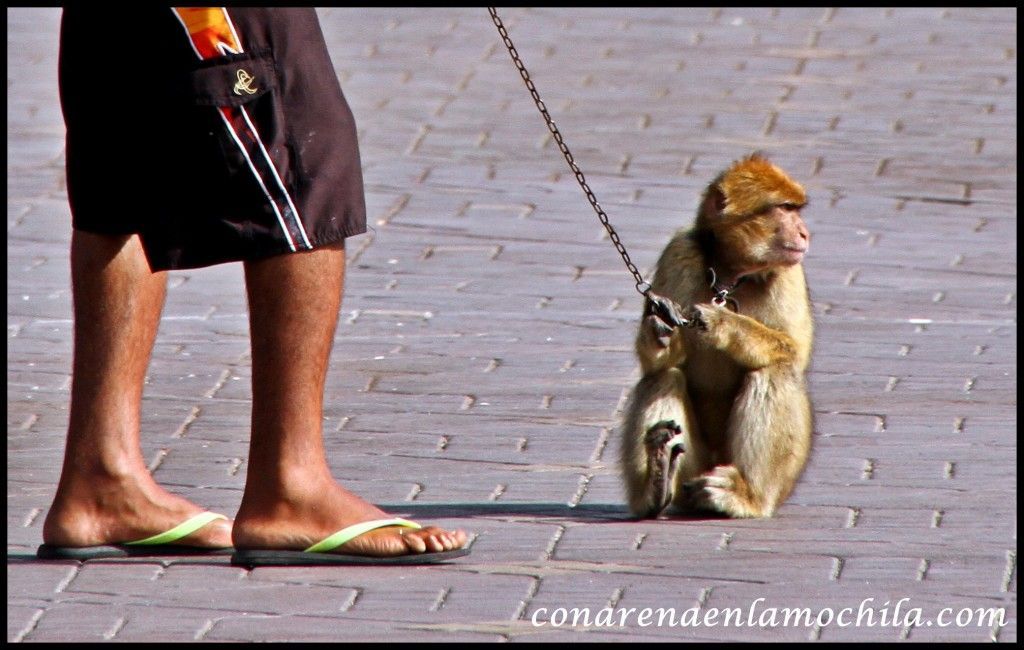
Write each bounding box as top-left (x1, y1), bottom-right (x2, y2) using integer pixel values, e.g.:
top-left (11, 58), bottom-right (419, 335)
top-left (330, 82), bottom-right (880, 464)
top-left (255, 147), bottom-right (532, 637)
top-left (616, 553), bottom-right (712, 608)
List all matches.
top-left (59, 8), bottom-right (367, 271)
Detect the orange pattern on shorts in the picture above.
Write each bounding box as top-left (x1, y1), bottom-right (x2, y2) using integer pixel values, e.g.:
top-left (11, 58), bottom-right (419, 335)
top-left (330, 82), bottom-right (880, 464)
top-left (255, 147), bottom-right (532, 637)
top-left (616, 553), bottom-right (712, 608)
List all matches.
top-left (172, 7), bottom-right (243, 59)
top-left (169, 7), bottom-right (311, 252)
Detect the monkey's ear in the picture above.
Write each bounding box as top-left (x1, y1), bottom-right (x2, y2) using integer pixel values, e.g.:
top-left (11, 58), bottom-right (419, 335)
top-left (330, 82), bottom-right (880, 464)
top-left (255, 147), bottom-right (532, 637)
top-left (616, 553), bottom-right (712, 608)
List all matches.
top-left (698, 185), bottom-right (727, 220)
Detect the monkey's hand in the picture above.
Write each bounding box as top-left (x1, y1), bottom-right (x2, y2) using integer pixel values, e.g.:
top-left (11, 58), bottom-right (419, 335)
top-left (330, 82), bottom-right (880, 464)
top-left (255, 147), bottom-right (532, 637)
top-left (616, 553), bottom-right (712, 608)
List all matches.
top-left (683, 302), bottom-right (732, 345)
top-left (641, 314), bottom-right (674, 350)
top-left (645, 293), bottom-right (690, 330)
top-left (637, 299), bottom-right (688, 373)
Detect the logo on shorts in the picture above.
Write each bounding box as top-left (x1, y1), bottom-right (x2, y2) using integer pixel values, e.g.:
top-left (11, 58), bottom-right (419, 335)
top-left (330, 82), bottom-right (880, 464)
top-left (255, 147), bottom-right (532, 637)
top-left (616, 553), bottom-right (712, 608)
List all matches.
top-left (233, 69), bottom-right (258, 96)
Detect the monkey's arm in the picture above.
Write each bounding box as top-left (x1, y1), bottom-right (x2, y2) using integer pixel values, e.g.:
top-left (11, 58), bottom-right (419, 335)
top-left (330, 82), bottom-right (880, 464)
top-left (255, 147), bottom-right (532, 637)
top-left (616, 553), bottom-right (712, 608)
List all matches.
top-left (689, 304), bottom-right (805, 370)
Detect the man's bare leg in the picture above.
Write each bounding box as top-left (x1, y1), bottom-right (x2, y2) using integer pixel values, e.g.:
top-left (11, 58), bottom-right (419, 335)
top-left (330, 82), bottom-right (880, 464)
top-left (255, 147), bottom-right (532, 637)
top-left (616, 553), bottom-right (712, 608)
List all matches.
top-left (232, 242), bottom-right (466, 555)
top-left (42, 231), bottom-right (232, 548)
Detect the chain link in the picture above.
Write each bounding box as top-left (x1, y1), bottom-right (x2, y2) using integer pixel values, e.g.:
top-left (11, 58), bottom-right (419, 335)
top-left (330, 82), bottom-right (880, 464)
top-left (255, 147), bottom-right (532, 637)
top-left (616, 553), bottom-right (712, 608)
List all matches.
top-left (488, 7), bottom-right (651, 298)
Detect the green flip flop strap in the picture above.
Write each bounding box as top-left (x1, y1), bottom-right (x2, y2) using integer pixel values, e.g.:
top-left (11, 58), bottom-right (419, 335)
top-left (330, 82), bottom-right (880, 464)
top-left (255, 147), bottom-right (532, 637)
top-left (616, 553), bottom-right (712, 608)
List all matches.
top-left (304, 518), bottom-right (422, 553)
top-left (124, 512), bottom-right (228, 546)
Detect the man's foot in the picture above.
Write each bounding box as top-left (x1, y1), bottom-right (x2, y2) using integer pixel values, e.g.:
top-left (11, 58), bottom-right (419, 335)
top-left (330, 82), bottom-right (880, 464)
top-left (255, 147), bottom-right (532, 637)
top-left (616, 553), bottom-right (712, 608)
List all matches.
top-left (232, 475), bottom-right (467, 556)
top-left (42, 469), bottom-right (232, 549)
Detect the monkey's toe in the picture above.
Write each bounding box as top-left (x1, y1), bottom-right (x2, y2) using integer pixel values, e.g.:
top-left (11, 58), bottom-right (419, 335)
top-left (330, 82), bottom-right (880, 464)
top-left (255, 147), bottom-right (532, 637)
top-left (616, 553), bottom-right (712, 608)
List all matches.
top-left (679, 467), bottom-right (763, 518)
top-left (644, 421), bottom-right (685, 453)
top-left (678, 479), bottom-right (727, 514)
top-left (702, 466), bottom-right (738, 490)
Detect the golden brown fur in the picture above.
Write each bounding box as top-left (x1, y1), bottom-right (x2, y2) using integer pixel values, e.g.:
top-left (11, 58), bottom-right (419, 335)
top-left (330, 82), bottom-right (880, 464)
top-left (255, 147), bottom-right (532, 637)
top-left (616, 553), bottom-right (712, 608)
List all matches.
top-left (704, 156), bottom-right (806, 222)
top-left (620, 155), bottom-right (813, 518)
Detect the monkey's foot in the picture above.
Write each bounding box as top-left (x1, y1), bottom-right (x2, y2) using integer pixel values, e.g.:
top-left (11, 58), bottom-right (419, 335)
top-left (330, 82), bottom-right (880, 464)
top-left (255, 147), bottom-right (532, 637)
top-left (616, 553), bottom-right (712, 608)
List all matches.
top-left (679, 465), bottom-right (766, 518)
top-left (638, 421), bottom-right (686, 518)
top-left (644, 419), bottom-right (686, 456)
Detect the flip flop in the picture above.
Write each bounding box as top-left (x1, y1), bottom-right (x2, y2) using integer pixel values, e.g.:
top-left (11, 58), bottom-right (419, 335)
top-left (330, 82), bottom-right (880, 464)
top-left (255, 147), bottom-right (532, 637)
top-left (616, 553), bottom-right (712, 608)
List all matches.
top-left (230, 517), bottom-right (471, 567)
top-left (36, 511), bottom-right (233, 560)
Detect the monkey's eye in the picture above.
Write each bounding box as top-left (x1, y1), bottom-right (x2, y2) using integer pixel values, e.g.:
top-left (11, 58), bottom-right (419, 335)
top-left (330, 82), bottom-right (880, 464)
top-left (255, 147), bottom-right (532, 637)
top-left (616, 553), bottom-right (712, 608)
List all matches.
top-left (779, 202), bottom-right (803, 211)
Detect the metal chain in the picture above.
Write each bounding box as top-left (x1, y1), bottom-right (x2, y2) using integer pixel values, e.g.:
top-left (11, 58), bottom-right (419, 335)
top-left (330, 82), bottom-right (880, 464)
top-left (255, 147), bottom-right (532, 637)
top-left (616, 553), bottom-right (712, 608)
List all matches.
top-left (488, 7), bottom-right (651, 297)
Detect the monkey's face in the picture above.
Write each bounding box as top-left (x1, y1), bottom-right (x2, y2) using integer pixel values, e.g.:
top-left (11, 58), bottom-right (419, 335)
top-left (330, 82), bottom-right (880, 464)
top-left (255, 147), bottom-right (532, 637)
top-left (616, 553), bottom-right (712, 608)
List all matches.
top-left (716, 203), bottom-right (809, 273)
top-left (765, 204), bottom-right (810, 266)
top-left (697, 155), bottom-right (810, 276)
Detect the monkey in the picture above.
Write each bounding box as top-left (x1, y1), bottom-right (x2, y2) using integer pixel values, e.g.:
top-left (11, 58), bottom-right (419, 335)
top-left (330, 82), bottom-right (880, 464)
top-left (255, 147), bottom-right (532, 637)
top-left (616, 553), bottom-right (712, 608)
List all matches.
top-left (620, 155), bottom-right (813, 519)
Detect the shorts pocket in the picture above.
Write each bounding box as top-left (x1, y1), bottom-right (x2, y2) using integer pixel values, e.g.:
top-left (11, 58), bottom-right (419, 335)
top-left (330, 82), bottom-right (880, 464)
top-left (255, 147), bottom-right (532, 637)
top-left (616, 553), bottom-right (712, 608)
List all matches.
top-left (168, 48), bottom-right (300, 234)
top-left (182, 48), bottom-right (279, 107)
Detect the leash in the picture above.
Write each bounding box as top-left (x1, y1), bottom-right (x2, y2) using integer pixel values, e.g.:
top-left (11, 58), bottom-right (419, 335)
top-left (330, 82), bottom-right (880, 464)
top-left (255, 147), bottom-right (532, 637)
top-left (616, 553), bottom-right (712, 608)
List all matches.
top-left (488, 8), bottom-right (741, 328)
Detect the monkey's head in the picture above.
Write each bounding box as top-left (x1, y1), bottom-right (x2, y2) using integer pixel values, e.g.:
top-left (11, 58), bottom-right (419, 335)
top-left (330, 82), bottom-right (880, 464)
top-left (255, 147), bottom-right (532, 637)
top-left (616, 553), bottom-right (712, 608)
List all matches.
top-left (696, 155), bottom-right (810, 274)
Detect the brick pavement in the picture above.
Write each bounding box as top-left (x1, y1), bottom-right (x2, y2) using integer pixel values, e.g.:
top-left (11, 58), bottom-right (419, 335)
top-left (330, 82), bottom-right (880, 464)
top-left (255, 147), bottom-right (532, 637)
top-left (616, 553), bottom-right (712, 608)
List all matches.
top-left (7, 7), bottom-right (1016, 642)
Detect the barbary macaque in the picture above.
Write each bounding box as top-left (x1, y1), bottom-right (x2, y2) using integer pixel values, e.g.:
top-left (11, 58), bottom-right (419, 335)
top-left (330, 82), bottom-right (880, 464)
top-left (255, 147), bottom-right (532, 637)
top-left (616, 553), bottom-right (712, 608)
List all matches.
top-left (620, 155), bottom-right (813, 518)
